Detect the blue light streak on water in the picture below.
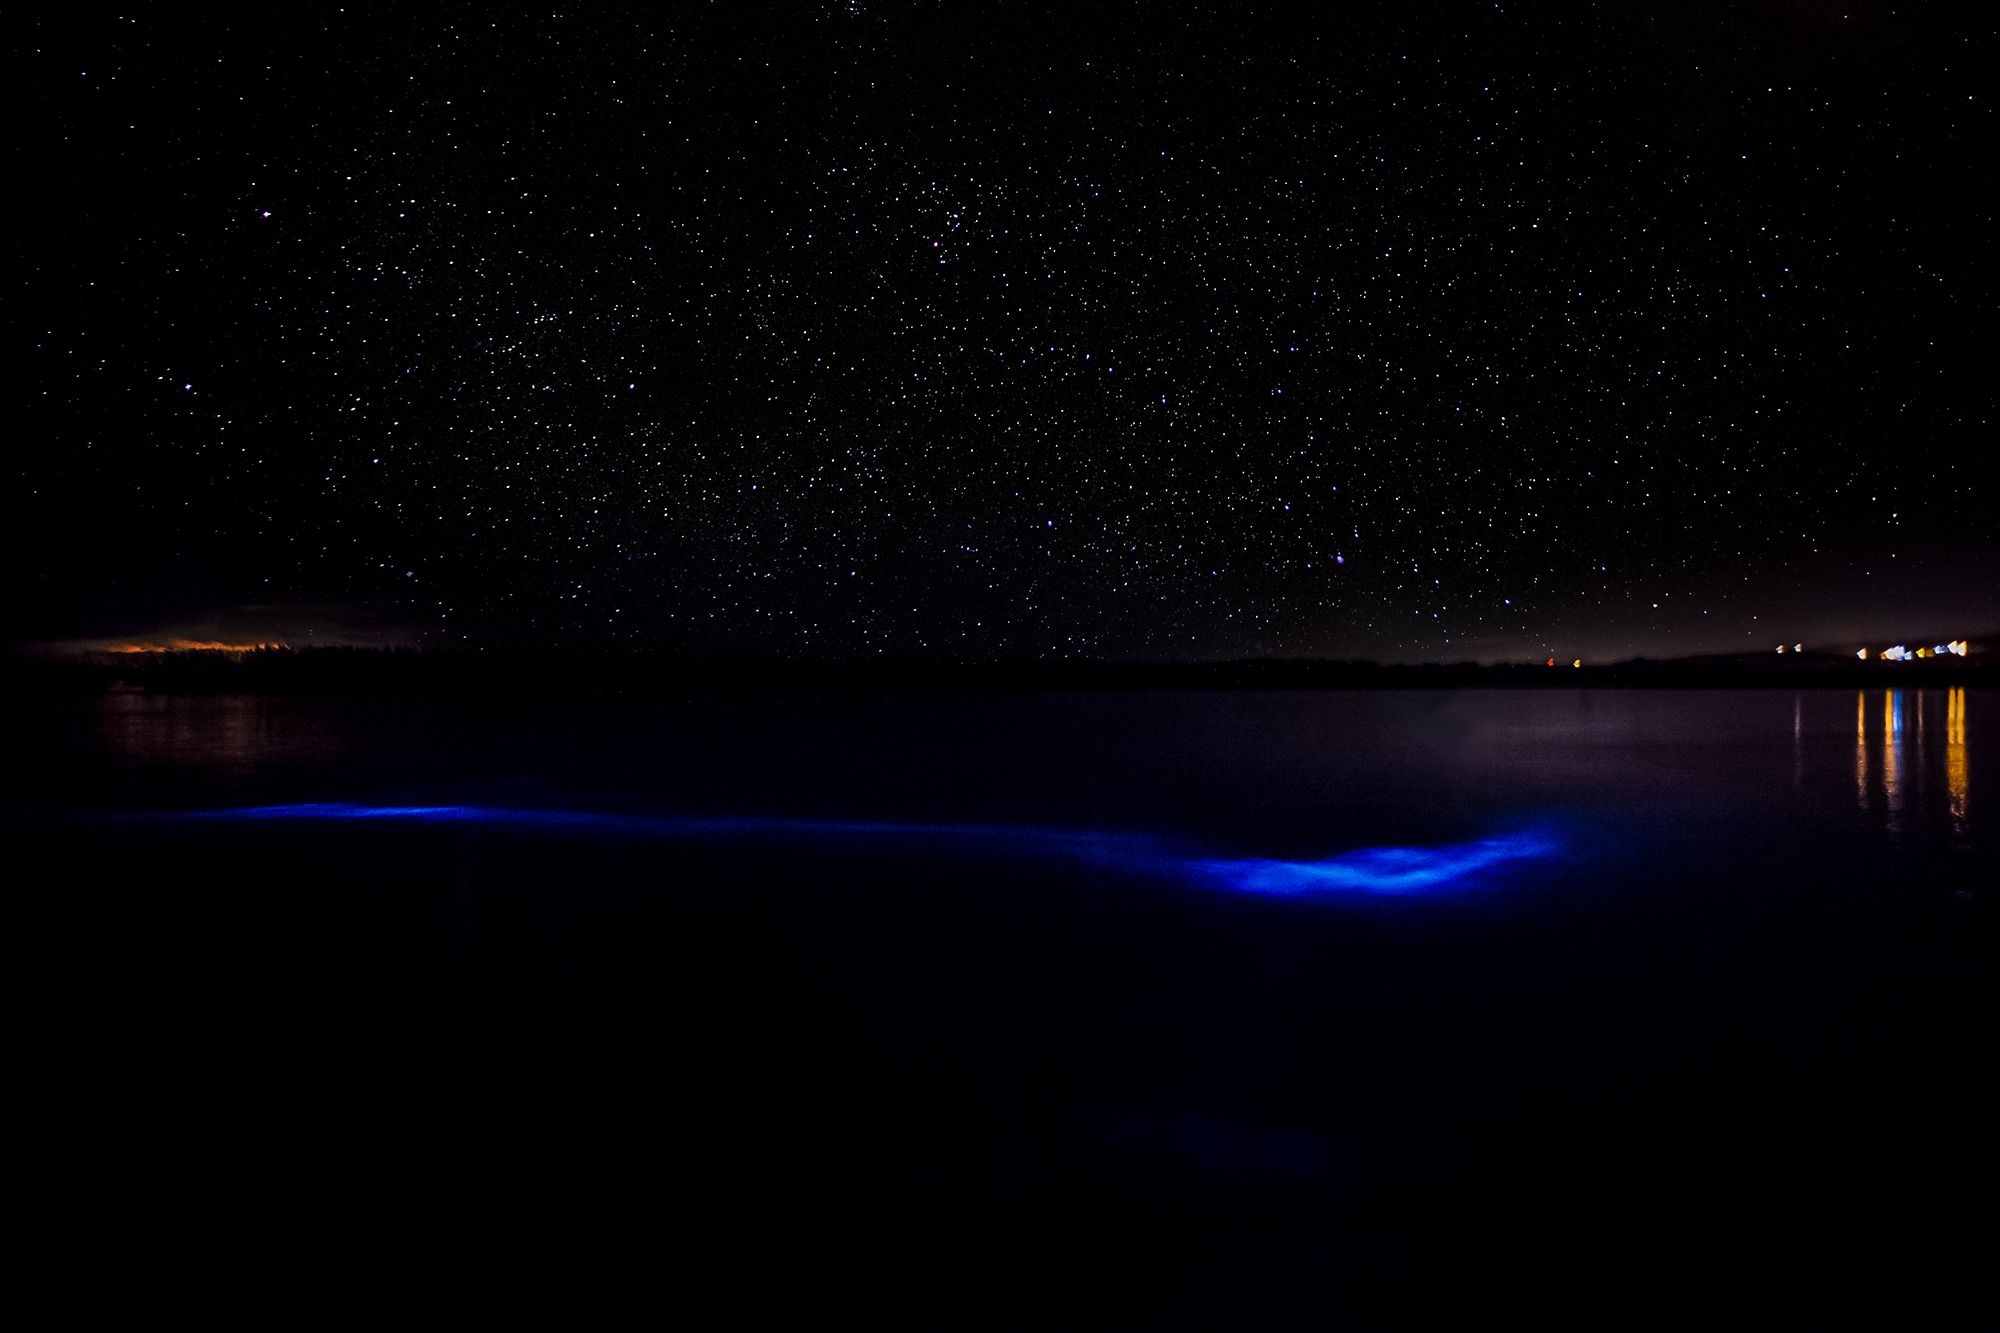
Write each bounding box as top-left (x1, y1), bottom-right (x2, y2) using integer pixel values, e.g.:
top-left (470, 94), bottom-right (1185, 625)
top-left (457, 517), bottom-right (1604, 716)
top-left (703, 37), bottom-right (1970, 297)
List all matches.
top-left (1188, 832), bottom-right (1558, 897)
top-left (161, 803), bottom-right (1558, 898)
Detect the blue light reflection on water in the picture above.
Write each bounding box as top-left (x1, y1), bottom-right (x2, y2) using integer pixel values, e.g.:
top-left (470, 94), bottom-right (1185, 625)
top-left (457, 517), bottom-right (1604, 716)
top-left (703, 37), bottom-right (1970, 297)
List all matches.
top-left (159, 803), bottom-right (1559, 898)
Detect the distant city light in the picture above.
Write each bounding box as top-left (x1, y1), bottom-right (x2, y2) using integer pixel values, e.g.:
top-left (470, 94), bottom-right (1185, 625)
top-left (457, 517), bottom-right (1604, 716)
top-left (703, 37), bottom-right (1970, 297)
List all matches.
top-left (1862, 639), bottom-right (1967, 662)
top-left (1572, 659), bottom-right (1581, 668)
top-left (1794, 643), bottom-right (1803, 652)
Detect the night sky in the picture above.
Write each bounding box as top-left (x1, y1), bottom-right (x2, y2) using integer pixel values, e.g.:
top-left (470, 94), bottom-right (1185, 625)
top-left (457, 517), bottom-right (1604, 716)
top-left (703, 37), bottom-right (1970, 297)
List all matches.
top-left (15, 4), bottom-right (1996, 661)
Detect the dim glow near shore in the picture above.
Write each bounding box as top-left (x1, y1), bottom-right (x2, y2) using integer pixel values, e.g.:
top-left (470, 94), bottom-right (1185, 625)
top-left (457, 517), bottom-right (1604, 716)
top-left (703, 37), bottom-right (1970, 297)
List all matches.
top-left (155, 803), bottom-right (1560, 899)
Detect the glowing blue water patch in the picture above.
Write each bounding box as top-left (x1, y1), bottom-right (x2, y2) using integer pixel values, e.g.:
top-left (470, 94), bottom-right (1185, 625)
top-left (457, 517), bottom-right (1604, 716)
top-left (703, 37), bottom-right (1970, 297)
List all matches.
top-left (160, 803), bottom-right (1558, 899)
top-left (1189, 831), bottom-right (1557, 897)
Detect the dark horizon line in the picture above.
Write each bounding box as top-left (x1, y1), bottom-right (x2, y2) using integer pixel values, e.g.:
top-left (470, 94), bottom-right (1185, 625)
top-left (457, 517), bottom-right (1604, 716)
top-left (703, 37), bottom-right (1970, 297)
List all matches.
top-left (6, 640), bottom-right (1992, 695)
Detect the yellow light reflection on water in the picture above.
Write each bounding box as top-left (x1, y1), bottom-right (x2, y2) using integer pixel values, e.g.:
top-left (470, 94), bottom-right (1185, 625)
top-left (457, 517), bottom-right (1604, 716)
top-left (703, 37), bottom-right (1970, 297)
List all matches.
top-left (1856, 687), bottom-right (1967, 836)
top-left (1855, 690), bottom-right (1869, 810)
top-left (1947, 687), bottom-right (1968, 836)
top-left (1883, 691), bottom-right (1903, 828)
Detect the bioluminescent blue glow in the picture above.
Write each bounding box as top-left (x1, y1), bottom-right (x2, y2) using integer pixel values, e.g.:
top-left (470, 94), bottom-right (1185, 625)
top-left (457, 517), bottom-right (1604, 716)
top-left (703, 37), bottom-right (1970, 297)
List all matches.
top-left (152, 803), bottom-right (1560, 899)
top-left (1187, 832), bottom-right (1557, 896)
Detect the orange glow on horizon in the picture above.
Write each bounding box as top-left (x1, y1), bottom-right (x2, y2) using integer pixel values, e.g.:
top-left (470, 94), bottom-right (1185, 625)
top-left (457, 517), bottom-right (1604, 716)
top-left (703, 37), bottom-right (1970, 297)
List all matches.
top-left (107, 639), bottom-right (288, 655)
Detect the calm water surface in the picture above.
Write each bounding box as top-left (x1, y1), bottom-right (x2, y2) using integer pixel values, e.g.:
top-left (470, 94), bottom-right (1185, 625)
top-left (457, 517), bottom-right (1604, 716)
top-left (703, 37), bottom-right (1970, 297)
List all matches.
top-left (11, 689), bottom-right (1992, 1323)
top-left (20, 686), bottom-right (1990, 854)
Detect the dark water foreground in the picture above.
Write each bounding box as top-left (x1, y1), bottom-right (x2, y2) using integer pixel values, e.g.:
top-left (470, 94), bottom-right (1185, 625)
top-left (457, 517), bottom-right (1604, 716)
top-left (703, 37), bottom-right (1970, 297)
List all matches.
top-left (8, 689), bottom-right (1992, 1325)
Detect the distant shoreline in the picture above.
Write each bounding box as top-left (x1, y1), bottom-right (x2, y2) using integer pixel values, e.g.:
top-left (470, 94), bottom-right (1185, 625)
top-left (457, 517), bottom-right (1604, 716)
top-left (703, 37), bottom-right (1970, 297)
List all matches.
top-left (5, 647), bottom-right (1992, 696)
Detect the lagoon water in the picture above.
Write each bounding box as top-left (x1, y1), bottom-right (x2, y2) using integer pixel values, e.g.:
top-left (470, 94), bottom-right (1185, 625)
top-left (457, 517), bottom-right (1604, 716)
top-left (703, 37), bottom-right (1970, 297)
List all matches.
top-left (10, 688), bottom-right (1992, 1321)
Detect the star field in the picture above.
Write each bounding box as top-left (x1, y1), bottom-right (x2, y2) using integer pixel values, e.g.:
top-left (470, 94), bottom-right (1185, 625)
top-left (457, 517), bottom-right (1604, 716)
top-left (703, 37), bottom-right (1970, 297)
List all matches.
top-left (16, 4), bottom-right (1996, 659)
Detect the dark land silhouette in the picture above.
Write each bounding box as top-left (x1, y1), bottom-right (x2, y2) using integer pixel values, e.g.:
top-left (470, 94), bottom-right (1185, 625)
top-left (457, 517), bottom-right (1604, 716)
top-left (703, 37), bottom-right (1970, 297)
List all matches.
top-left (6, 641), bottom-right (1992, 695)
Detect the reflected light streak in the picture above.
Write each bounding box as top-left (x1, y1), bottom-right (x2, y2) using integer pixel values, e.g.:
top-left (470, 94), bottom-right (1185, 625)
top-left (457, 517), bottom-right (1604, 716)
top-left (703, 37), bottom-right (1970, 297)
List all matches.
top-left (1883, 691), bottom-right (1904, 829)
top-left (1947, 687), bottom-right (1968, 837)
top-left (1855, 690), bottom-right (1869, 811)
top-left (157, 803), bottom-right (1561, 899)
